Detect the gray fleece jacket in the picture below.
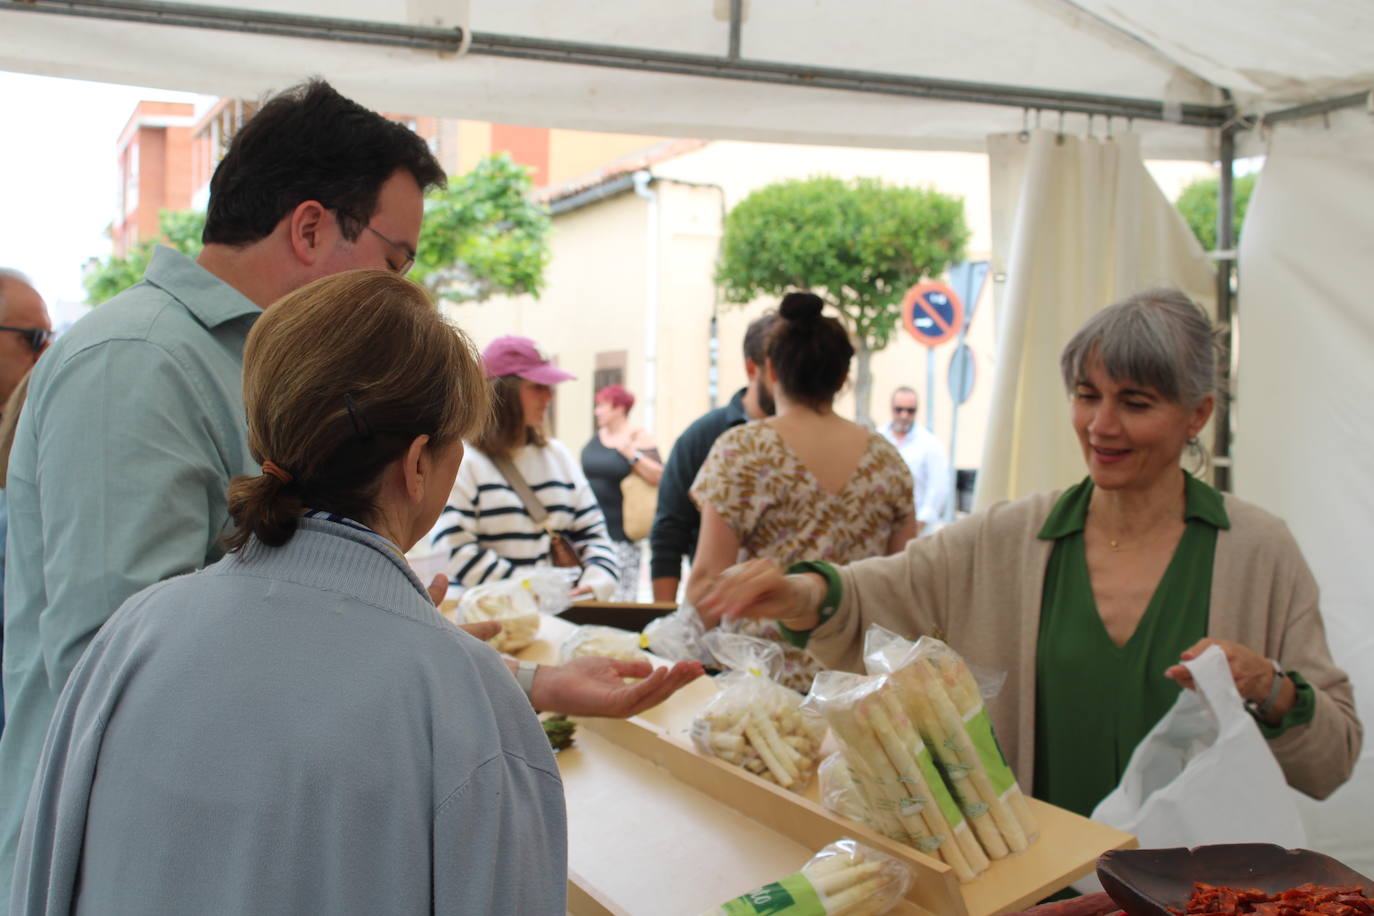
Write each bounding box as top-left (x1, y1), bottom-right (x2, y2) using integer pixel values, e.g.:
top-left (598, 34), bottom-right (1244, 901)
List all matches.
top-left (11, 516), bottom-right (567, 915)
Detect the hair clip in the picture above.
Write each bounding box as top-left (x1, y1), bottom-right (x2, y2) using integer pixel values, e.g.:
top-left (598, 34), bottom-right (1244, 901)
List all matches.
top-left (343, 393), bottom-right (373, 441)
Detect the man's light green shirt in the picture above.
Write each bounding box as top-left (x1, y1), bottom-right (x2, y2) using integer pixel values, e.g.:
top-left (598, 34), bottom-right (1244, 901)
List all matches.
top-left (0, 247), bottom-right (260, 905)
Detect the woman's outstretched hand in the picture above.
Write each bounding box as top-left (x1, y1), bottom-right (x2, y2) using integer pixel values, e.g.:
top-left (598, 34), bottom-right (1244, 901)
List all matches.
top-left (529, 656), bottom-right (706, 718)
top-left (695, 558), bottom-right (822, 632)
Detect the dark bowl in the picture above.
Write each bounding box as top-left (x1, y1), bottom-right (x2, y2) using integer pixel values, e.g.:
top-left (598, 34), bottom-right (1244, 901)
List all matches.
top-left (1097, 845), bottom-right (1372, 916)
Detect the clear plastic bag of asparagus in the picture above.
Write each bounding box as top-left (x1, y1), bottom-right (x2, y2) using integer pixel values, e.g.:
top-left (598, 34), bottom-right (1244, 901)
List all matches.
top-left (690, 632), bottom-right (826, 792)
top-left (862, 626), bottom-right (1041, 861)
top-left (702, 837), bottom-right (912, 916)
top-left (804, 670), bottom-right (990, 882)
top-left (559, 625), bottom-right (653, 665)
top-left (642, 602), bottom-right (716, 665)
top-left (817, 751), bottom-right (874, 829)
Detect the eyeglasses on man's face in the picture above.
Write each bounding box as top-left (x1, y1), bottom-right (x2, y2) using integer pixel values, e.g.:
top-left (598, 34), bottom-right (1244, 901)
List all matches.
top-left (0, 325), bottom-right (53, 354)
top-left (365, 225), bottom-right (416, 275)
top-left (892, 406), bottom-right (917, 415)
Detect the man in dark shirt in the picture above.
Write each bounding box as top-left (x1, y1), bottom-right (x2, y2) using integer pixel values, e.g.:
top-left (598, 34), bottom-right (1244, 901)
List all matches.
top-left (650, 312), bottom-right (777, 601)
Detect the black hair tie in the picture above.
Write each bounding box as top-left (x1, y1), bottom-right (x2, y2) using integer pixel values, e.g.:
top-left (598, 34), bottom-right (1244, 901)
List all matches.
top-left (343, 393), bottom-right (373, 441)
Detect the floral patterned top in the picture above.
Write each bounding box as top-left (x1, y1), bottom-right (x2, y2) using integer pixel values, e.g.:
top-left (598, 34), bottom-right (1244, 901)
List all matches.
top-left (690, 421), bottom-right (914, 691)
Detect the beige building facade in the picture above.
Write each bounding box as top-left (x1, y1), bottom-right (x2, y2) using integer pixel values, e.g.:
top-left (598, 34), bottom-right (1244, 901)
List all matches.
top-left (447, 139), bottom-right (1001, 479)
top-left (446, 140), bottom-right (1213, 486)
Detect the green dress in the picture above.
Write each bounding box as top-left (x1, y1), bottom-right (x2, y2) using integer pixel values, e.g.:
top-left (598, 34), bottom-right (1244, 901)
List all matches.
top-left (1032, 473), bottom-right (1226, 818)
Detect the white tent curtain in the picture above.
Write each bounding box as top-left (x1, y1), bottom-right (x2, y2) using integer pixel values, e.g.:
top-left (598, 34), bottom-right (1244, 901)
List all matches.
top-left (976, 130), bottom-right (1214, 508)
top-left (1234, 118), bottom-right (1374, 875)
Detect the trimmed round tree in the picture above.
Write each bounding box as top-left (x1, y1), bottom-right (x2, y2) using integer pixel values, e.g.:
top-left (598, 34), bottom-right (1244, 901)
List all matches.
top-left (413, 152), bottom-right (551, 304)
top-left (715, 175), bottom-right (969, 423)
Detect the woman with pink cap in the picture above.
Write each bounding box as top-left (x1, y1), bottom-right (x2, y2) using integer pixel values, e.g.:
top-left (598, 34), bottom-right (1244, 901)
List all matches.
top-left (435, 335), bottom-right (620, 600)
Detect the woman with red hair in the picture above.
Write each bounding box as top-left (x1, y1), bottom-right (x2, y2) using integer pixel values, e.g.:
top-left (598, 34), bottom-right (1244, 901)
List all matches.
top-left (582, 383), bottom-right (662, 601)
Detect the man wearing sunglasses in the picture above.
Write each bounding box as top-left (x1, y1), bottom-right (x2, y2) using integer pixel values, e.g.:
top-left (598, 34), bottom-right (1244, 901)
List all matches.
top-left (879, 385), bottom-right (951, 537)
top-left (0, 271), bottom-right (51, 411)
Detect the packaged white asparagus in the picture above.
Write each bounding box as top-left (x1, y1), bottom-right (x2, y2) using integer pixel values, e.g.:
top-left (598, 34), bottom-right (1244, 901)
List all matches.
top-left (804, 670), bottom-right (989, 882)
top-left (702, 837), bottom-right (911, 916)
top-left (691, 633), bottom-right (826, 792)
top-left (559, 625), bottom-right (653, 665)
top-left (817, 752), bottom-right (874, 828)
top-left (454, 569), bottom-right (570, 653)
top-left (862, 626), bottom-right (1040, 860)
top-left (642, 603), bottom-right (714, 664)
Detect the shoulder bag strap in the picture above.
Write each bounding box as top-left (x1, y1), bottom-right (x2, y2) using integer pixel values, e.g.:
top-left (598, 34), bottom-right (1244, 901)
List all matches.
top-left (491, 454), bottom-right (552, 528)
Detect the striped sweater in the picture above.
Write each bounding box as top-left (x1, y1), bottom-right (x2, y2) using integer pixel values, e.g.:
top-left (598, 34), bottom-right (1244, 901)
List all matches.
top-left (435, 440), bottom-right (619, 600)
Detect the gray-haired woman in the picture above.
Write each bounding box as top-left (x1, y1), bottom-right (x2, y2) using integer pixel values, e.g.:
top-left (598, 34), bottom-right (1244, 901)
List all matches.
top-left (698, 288), bottom-right (1360, 819)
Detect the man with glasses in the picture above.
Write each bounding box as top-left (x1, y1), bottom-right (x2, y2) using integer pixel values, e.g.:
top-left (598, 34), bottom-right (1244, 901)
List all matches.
top-left (0, 80), bottom-right (443, 902)
top-left (0, 270), bottom-right (51, 410)
top-left (879, 385), bottom-right (951, 537)
top-left (0, 269), bottom-right (51, 738)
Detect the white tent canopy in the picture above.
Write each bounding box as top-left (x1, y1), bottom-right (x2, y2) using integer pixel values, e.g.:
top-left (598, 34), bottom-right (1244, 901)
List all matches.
top-left (2, 0), bottom-right (1371, 160)
top-left (4, 0), bottom-right (1374, 873)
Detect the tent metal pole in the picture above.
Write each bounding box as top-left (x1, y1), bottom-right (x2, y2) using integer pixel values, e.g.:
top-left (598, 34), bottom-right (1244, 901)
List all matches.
top-left (1213, 125), bottom-right (1237, 492)
top-left (1260, 90), bottom-right (1371, 125)
top-left (0, 0), bottom-right (1233, 127)
top-left (0, 0), bottom-right (462, 50)
top-left (467, 32), bottom-right (1232, 126)
top-left (727, 0), bottom-right (742, 61)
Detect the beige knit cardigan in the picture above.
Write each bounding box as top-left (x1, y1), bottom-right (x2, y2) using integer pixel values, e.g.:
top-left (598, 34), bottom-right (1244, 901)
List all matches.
top-left (808, 489), bottom-right (1361, 800)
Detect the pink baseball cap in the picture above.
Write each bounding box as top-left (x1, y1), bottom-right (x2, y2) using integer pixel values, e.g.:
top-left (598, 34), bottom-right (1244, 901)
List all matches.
top-left (481, 335), bottom-right (575, 384)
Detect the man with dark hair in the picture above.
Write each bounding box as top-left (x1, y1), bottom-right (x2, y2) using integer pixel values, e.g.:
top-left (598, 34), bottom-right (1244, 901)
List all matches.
top-left (0, 79), bottom-right (444, 899)
top-left (650, 312), bottom-right (777, 601)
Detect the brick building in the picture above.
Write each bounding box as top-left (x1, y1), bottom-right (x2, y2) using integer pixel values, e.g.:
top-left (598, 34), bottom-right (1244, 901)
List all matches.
top-left (111, 102), bottom-right (197, 256)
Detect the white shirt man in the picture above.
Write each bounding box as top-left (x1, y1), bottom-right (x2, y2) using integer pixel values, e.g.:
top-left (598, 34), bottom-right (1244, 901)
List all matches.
top-left (879, 386), bottom-right (950, 535)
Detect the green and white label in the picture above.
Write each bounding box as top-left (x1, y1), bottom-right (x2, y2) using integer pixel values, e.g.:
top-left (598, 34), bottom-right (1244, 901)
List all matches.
top-left (915, 743), bottom-right (962, 827)
top-left (720, 872), bottom-right (824, 915)
top-left (964, 707), bottom-right (1015, 796)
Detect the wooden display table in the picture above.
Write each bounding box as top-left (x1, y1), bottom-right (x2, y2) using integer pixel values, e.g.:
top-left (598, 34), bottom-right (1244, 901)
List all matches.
top-left (522, 616), bottom-right (1136, 916)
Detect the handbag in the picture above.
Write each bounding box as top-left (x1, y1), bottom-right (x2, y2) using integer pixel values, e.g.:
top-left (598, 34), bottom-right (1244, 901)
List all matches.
top-left (1074, 645), bottom-right (1305, 892)
top-left (491, 455), bottom-right (584, 570)
top-left (619, 469), bottom-right (658, 542)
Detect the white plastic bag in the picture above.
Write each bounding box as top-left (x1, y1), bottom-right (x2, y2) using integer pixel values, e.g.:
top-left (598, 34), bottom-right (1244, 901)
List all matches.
top-left (1089, 644), bottom-right (1306, 862)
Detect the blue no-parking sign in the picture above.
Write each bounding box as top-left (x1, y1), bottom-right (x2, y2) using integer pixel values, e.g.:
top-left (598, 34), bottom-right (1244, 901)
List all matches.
top-left (901, 282), bottom-right (964, 348)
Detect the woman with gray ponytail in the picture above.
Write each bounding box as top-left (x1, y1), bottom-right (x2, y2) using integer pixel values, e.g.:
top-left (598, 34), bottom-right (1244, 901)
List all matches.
top-left (699, 287), bottom-right (1359, 819)
top-left (11, 271), bottom-right (700, 916)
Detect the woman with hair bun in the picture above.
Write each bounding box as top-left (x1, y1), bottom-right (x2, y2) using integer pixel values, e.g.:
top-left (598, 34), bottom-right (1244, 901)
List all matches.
top-left (11, 271), bottom-right (701, 916)
top-left (686, 291), bottom-right (916, 690)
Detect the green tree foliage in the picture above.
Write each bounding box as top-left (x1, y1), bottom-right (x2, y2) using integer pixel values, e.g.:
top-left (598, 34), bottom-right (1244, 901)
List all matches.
top-left (716, 176), bottom-right (969, 422)
top-left (413, 153), bottom-right (551, 304)
top-left (84, 209), bottom-right (206, 305)
top-left (1175, 173), bottom-right (1255, 251)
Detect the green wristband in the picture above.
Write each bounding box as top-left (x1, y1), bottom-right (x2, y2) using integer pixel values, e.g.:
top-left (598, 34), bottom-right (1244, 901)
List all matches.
top-left (777, 561), bottom-right (842, 648)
